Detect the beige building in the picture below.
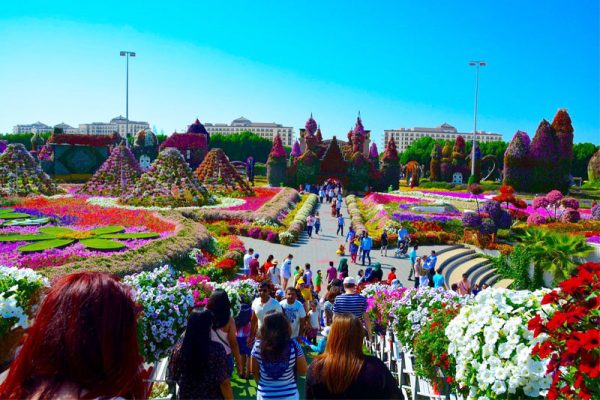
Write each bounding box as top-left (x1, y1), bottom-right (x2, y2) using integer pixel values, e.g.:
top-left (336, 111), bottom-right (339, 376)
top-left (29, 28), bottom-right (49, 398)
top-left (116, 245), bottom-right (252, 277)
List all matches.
top-left (13, 121), bottom-right (53, 134)
top-left (203, 117), bottom-right (294, 146)
top-left (79, 116), bottom-right (149, 136)
top-left (383, 123), bottom-right (503, 152)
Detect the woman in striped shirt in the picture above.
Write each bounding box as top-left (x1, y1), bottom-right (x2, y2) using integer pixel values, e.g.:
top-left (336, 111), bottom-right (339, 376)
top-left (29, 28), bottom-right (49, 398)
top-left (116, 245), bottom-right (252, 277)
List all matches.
top-left (251, 312), bottom-right (308, 400)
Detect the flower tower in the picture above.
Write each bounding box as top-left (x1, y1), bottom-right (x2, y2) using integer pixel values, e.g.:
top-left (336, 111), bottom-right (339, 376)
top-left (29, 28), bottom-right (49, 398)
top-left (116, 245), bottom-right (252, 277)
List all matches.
top-left (380, 137), bottom-right (400, 190)
top-left (0, 143), bottom-right (62, 197)
top-left (451, 135), bottom-right (468, 182)
top-left (295, 149), bottom-right (320, 186)
top-left (266, 134), bottom-right (287, 187)
top-left (368, 142), bottom-right (379, 170)
top-left (319, 136), bottom-right (348, 183)
top-left (530, 119), bottom-right (560, 193)
top-left (121, 147), bottom-right (212, 207)
top-left (503, 130), bottom-right (532, 191)
top-left (440, 141), bottom-right (453, 181)
top-left (79, 144), bottom-right (143, 196)
top-left (429, 143), bottom-right (442, 181)
top-left (133, 129), bottom-right (159, 171)
top-left (195, 148), bottom-right (254, 196)
top-left (551, 109), bottom-right (574, 193)
top-left (351, 114), bottom-right (366, 154)
top-left (290, 140), bottom-right (302, 164)
top-left (304, 114), bottom-right (319, 152)
top-left (588, 149), bottom-right (600, 184)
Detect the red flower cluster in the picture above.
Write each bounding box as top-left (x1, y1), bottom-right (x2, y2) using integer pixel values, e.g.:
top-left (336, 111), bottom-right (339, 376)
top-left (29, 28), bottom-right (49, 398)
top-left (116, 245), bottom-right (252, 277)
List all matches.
top-left (215, 258), bottom-right (237, 269)
top-left (412, 221), bottom-right (444, 232)
top-left (492, 184), bottom-right (527, 210)
top-left (529, 262), bottom-right (600, 400)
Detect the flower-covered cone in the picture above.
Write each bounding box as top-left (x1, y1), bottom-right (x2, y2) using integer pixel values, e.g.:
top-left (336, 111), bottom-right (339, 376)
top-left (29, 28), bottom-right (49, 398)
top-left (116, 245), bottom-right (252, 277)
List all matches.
top-left (503, 130), bottom-right (532, 191)
top-left (120, 147), bottom-right (212, 207)
top-left (267, 135), bottom-right (288, 187)
top-left (79, 144), bottom-right (142, 196)
top-left (551, 109), bottom-right (574, 192)
top-left (380, 137), bottom-right (400, 190)
top-left (195, 148), bottom-right (254, 196)
top-left (0, 143), bottom-right (62, 197)
top-left (530, 119), bottom-right (560, 193)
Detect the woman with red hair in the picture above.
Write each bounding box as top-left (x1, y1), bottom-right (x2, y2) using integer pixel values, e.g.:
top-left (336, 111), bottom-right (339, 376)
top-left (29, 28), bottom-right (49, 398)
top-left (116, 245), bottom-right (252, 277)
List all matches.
top-left (0, 272), bottom-right (146, 399)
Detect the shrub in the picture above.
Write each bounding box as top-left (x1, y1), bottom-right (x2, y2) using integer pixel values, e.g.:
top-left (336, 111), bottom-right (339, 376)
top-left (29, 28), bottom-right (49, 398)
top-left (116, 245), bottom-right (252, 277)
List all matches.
top-left (560, 208), bottom-right (581, 223)
top-left (527, 213), bottom-right (547, 225)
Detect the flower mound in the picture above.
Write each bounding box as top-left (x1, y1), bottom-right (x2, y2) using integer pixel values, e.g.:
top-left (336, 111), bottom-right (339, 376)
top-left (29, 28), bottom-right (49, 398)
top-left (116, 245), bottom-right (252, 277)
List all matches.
top-left (446, 288), bottom-right (554, 399)
top-left (121, 147), bottom-right (212, 208)
top-left (528, 262), bottom-right (600, 400)
top-left (195, 148), bottom-right (254, 197)
top-left (78, 144), bottom-right (142, 196)
top-left (123, 266), bottom-right (194, 362)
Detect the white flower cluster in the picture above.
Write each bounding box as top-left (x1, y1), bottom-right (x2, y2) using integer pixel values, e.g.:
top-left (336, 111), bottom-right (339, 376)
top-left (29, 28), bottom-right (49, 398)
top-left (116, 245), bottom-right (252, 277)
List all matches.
top-left (124, 265), bottom-right (194, 362)
top-left (214, 282), bottom-right (242, 317)
top-left (361, 282), bottom-right (391, 298)
top-left (0, 266), bottom-right (48, 333)
top-left (445, 288), bottom-right (554, 399)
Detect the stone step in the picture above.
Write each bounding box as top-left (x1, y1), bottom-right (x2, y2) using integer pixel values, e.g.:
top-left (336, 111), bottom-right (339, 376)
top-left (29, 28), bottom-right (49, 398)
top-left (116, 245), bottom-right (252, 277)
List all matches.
top-left (477, 269), bottom-right (497, 287)
top-left (447, 258), bottom-right (492, 288)
top-left (437, 248), bottom-right (476, 271)
top-left (494, 278), bottom-right (514, 289)
top-left (469, 263), bottom-right (494, 284)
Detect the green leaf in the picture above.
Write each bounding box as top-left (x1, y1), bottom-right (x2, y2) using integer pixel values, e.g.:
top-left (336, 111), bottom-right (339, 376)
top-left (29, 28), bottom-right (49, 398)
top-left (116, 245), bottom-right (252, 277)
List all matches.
top-left (80, 238), bottom-right (126, 251)
top-left (0, 208), bottom-right (15, 214)
top-left (19, 239), bottom-right (75, 252)
top-left (2, 218), bottom-right (51, 227)
top-left (98, 232), bottom-right (160, 240)
top-left (89, 226), bottom-right (125, 235)
top-left (0, 213), bottom-right (32, 220)
top-left (0, 234), bottom-right (56, 242)
top-left (38, 227), bottom-right (75, 235)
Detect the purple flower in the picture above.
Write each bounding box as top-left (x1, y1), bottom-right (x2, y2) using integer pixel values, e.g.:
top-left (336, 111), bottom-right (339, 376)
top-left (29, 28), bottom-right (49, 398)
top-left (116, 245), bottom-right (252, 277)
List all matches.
top-left (461, 212), bottom-right (481, 228)
top-left (479, 218), bottom-right (497, 235)
top-left (546, 190), bottom-right (564, 204)
top-left (560, 208), bottom-right (581, 223)
top-left (560, 197), bottom-right (579, 210)
top-left (527, 213), bottom-right (547, 225)
top-left (532, 196), bottom-right (550, 210)
top-left (481, 201), bottom-right (502, 220)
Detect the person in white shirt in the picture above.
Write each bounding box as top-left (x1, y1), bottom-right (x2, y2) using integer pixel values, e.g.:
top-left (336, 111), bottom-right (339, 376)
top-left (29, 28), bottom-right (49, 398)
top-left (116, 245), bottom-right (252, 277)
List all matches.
top-left (248, 281), bottom-right (282, 346)
top-left (281, 254), bottom-right (293, 289)
top-left (267, 260), bottom-right (281, 286)
top-left (279, 287), bottom-right (307, 340)
top-left (243, 248), bottom-right (254, 276)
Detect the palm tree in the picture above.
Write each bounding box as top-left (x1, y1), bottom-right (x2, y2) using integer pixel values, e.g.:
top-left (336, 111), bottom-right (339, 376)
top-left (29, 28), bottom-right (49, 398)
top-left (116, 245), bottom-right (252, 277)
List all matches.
top-left (519, 228), bottom-right (592, 285)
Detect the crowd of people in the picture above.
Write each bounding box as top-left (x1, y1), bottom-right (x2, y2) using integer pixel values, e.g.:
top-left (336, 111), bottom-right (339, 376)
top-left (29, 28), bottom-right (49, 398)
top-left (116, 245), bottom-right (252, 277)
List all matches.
top-left (0, 270), bottom-right (400, 399)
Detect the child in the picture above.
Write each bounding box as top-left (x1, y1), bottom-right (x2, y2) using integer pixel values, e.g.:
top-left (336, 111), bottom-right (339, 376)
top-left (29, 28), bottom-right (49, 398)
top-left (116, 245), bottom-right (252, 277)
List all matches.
top-left (307, 300), bottom-right (320, 345)
top-left (309, 326), bottom-right (330, 354)
top-left (275, 289), bottom-right (285, 302)
top-left (315, 270), bottom-right (322, 294)
top-left (234, 303), bottom-right (252, 379)
top-left (349, 236), bottom-right (359, 263)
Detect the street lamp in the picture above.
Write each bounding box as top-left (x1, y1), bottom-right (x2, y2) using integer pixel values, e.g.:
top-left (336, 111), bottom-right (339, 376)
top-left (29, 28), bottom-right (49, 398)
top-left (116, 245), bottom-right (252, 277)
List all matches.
top-left (469, 60), bottom-right (486, 179)
top-left (120, 51), bottom-right (136, 146)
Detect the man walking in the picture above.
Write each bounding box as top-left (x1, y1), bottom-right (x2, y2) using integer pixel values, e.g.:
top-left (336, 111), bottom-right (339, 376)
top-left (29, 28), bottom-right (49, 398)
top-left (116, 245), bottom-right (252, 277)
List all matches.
top-left (361, 232), bottom-right (373, 266)
top-left (281, 254), bottom-right (294, 289)
top-left (408, 245), bottom-right (418, 281)
top-left (336, 213), bottom-right (345, 236)
top-left (243, 248), bottom-right (254, 276)
top-left (333, 277), bottom-right (372, 340)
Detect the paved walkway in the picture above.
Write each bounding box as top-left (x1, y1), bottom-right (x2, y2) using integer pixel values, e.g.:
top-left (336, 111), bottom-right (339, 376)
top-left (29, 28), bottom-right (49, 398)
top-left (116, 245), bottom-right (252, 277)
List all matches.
top-left (241, 199), bottom-right (451, 294)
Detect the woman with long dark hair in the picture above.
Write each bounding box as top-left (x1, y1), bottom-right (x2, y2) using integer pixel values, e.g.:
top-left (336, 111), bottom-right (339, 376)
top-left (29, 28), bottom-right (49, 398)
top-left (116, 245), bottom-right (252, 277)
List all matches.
top-left (305, 313), bottom-right (400, 399)
top-left (169, 309), bottom-right (233, 399)
top-left (206, 289), bottom-right (242, 377)
top-left (251, 312), bottom-right (307, 400)
top-left (0, 272), bottom-right (146, 399)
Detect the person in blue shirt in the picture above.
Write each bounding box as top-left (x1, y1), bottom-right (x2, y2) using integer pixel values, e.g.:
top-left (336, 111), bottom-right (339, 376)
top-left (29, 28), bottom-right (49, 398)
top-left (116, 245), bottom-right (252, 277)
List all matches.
top-left (336, 213), bottom-right (345, 236)
top-left (345, 226), bottom-right (356, 243)
top-left (396, 225), bottom-right (410, 257)
top-left (408, 245), bottom-right (418, 281)
top-left (361, 232), bottom-right (373, 266)
top-left (308, 326), bottom-right (330, 354)
top-left (425, 250), bottom-right (438, 270)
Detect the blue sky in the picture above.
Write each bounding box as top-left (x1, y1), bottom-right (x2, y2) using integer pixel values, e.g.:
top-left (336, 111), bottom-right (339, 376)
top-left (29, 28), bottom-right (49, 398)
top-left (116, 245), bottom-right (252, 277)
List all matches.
top-left (0, 0), bottom-right (598, 146)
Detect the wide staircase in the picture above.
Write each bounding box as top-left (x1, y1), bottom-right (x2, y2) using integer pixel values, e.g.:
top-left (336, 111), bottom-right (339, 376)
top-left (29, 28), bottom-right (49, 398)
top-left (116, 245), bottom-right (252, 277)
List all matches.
top-left (433, 245), bottom-right (513, 289)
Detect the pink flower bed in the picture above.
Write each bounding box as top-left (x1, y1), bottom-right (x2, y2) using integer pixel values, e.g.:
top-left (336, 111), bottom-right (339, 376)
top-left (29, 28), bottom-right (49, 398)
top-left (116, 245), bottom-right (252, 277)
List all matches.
top-left (411, 190), bottom-right (487, 200)
top-left (225, 187), bottom-right (281, 211)
top-left (364, 193), bottom-right (428, 205)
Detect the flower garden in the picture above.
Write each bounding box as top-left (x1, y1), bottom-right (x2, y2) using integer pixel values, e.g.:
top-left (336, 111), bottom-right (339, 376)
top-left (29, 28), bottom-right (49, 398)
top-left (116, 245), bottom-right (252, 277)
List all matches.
top-left (0, 108), bottom-right (599, 399)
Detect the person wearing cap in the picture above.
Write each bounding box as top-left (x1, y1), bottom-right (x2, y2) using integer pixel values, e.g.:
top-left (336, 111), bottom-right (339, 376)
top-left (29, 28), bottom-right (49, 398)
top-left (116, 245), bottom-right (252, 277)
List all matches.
top-left (332, 277), bottom-right (372, 340)
top-left (281, 254), bottom-right (293, 289)
top-left (267, 260), bottom-right (281, 287)
top-left (309, 326), bottom-right (330, 354)
top-left (275, 289), bottom-right (285, 302)
top-left (248, 253), bottom-right (260, 278)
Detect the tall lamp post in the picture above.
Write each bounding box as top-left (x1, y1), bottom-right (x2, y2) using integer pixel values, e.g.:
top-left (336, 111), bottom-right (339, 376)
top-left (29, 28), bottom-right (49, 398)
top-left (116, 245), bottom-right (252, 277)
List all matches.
top-left (469, 60), bottom-right (486, 179)
top-left (120, 51), bottom-right (136, 147)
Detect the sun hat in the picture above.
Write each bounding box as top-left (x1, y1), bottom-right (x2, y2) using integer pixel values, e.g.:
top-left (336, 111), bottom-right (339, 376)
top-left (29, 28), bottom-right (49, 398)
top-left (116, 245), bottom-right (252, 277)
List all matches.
top-left (275, 289), bottom-right (284, 297)
top-left (272, 260), bottom-right (279, 265)
top-left (343, 276), bottom-right (356, 285)
top-left (297, 278), bottom-right (305, 285)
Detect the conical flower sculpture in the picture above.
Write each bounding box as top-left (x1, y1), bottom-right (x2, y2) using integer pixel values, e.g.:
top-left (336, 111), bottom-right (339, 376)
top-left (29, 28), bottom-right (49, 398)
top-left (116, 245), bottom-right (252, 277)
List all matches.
top-left (195, 148), bottom-right (254, 196)
top-left (79, 144), bottom-right (143, 196)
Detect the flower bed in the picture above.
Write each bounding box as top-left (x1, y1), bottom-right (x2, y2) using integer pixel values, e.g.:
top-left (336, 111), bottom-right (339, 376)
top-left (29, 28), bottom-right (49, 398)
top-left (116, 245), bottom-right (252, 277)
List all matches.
top-left (279, 193), bottom-right (318, 245)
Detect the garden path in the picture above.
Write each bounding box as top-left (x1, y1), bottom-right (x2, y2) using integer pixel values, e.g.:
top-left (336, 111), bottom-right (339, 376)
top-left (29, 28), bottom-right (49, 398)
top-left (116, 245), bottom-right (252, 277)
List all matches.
top-left (240, 198), bottom-right (452, 294)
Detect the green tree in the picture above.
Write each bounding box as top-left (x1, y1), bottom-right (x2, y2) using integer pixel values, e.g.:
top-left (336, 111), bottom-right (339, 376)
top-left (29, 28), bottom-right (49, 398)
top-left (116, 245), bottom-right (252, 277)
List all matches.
top-left (518, 228), bottom-right (592, 285)
top-left (0, 132), bottom-right (52, 150)
top-left (572, 142), bottom-right (599, 180)
top-left (209, 131), bottom-right (273, 163)
top-left (399, 137), bottom-right (445, 166)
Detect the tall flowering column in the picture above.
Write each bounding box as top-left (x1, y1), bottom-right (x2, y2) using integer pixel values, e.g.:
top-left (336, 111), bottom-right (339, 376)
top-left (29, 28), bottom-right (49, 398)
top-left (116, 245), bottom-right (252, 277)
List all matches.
top-left (368, 142), bottom-right (379, 170)
top-left (551, 109), bottom-right (574, 192)
top-left (440, 141), bottom-right (453, 181)
top-left (380, 137), bottom-right (400, 190)
top-left (531, 119), bottom-right (560, 193)
top-left (503, 130), bottom-right (532, 192)
top-left (588, 149), bottom-right (600, 183)
top-left (430, 143), bottom-right (442, 181)
top-left (266, 134), bottom-right (288, 187)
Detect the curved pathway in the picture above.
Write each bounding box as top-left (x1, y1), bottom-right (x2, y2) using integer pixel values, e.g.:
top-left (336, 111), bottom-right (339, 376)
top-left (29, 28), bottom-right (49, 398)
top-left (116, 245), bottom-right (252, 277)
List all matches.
top-left (240, 199), bottom-right (452, 294)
